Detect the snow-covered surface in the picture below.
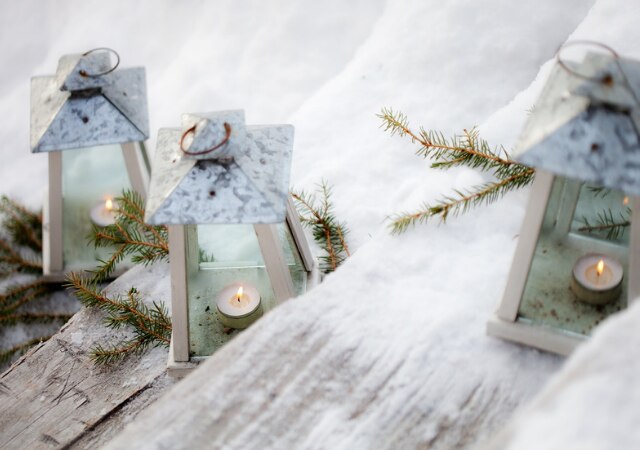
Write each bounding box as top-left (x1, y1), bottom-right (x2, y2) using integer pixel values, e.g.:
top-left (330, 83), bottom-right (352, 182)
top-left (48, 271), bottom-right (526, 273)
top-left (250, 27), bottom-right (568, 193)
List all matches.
top-left (483, 300), bottom-right (640, 450)
top-left (2, 0), bottom-right (640, 448)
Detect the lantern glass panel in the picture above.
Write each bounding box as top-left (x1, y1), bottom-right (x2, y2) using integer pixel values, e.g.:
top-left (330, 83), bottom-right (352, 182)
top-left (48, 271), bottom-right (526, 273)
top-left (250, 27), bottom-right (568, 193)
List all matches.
top-left (186, 222), bottom-right (307, 358)
top-left (61, 144), bottom-right (132, 271)
top-left (517, 176), bottom-right (628, 336)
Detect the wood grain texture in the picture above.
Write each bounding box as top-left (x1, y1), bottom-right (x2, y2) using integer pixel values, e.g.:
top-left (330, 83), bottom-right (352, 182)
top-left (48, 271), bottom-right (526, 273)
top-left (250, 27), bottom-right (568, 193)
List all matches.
top-left (103, 254), bottom-right (563, 450)
top-left (0, 264), bottom-right (174, 450)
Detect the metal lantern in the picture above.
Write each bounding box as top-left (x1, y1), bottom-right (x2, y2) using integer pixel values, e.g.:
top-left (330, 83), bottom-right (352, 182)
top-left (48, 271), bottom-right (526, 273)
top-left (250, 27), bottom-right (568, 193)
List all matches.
top-left (30, 49), bottom-right (150, 280)
top-left (488, 51), bottom-right (640, 355)
top-left (145, 110), bottom-right (318, 374)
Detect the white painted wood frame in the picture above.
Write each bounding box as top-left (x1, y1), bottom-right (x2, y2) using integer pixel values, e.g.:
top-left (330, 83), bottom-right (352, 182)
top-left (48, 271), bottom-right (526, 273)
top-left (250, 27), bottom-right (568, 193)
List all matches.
top-left (42, 151), bottom-right (64, 280)
top-left (168, 225), bottom-right (190, 362)
top-left (121, 142), bottom-right (150, 199)
top-left (496, 170), bottom-right (555, 321)
top-left (253, 224), bottom-right (296, 302)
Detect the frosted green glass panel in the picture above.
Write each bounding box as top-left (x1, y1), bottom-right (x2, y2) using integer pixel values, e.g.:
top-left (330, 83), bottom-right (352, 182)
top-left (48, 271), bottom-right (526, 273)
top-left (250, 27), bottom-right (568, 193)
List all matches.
top-left (187, 223), bottom-right (307, 357)
top-left (280, 223), bottom-right (307, 296)
top-left (570, 184), bottom-right (630, 245)
top-left (61, 145), bottom-right (132, 271)
top-left (517, 177), bottom-right (627, 337)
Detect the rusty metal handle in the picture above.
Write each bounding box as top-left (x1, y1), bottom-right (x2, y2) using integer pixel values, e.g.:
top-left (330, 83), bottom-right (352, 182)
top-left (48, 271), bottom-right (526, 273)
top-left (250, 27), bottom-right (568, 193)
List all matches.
top-left (180, 122), bottom-right (232, 156)
top-left (556, 40), bottom-right (618, 84)
top-left (79, 47), bottom-right (120, 77)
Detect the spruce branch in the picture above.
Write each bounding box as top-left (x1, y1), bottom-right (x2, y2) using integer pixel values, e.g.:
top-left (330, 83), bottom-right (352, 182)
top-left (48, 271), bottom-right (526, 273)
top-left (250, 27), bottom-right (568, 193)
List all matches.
top-left (0, 196), bottom-right (42, 253)
top-left (0, 335), bottom-right (52, 366)
top-left (65, 272), bottom-right (171, 365)
top-left (0, 197), bottom-right (72, 368)
top-left (379, 108), bottom-right (535, 233)
top-left (88, 190), bottom-right (169, 282)
top-left (292, 180), bottom-right (351, 273)
top-left (0, 312), bottom-right (73, 326)
top-left (0, 197), bottom-right (43, 276)
top-left (579, 208), bottom-right (631, 240)
top-left (390, 172), bottom-right (535, 234)
top-left (0, 280), bottom-right (51, 313)
top-left (0, 239), bottom-right (42, 276)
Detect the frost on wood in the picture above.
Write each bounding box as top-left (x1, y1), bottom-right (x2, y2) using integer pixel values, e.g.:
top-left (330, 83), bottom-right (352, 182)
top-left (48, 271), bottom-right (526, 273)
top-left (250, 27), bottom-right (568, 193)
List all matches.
top-left (103, 252), bottom-right (562, 450)
top-left (0, 264), bottom-right (173, 449)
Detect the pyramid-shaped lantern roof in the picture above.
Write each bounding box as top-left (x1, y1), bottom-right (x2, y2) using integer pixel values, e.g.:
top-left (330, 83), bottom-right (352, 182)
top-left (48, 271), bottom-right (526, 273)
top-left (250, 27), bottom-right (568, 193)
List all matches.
top-left (145, 110), bottom-right (293, 225)
top-left (514, 52), bottom-right (640, 196)
top-left (30, 49), bottom-right (149, 152)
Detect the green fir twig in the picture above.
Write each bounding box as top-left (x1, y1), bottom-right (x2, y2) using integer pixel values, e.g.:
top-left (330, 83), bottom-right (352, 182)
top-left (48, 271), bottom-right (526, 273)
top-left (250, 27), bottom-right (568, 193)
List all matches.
top-left (0, 335), bottom-right (52, 366)
top-left (292, 181), bottom-right (350, 273)
top-left (378, 108), bottom-right (535, 233)
top-left (0, 196), bottom-right (42, 276)
top-left (0, 312), bottom-right (73, 326)
top-left (65, 272), bottom-right (171, 365)
top-left (0, 196), bottom-right (42, 253)
top-left (0, 280), bottom-right (51, 313)
top-left (579, 208), bottom-right (631, 240)
top-left (0, 198), bottom-right (59, 368)
top-left (199, 248), bottom-right (216, 263)
top-left (88, 190), bottom-right (169, 282)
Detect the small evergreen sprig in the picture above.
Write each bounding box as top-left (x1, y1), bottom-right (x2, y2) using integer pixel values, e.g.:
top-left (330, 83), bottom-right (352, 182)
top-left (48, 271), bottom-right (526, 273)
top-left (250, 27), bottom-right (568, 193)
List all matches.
top-left (89, 190), bottom-right (169, 282)
top-left (0, 280), bottom-right (50, 313)
top-left (378, 108), bottom-right (535, 233)
top-left (292, 180), bottom-right (350, 273)
top-left (66, 272), bottom-right (171, 365)
top-left (0, 199), bottom-right (70, 367)
top-left (0, 335), bottom-right (53, 366)
top-left (579, 208), bottom-right (631, 240)
top-left (0, 196), bottom-right (42, 275)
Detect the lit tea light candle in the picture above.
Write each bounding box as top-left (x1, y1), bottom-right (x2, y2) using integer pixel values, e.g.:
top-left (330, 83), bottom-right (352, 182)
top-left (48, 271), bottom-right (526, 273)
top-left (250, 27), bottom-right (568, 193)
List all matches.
top-left (89, 197), bottom-right (117, 227)
top-left (571, 253), bottom-right (623, 305)
top-left (215, 283), bottom-right (262, 329)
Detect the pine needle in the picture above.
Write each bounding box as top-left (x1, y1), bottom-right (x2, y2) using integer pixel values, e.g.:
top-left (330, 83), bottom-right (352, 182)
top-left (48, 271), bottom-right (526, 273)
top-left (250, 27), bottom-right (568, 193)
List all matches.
top-left (292, 180), bottom-right (350, 273)
top-left (378, 107), bottom-right (535, 233)
top-left (578, 207), bottom-right (631, 241)
top-left (65, 272), bottom-right (171, 365)
top-left (0, 280), bottom-right (51, 313)
top-left (0, 312), bottom-right (73, 326)
top-left (88, 189), bottom-right (169, 282)
top-left (0, 335), bottom-right (52, 366)
top-left (0, 196), bottom-right (42, 253)
top-left (0, 197), bottom-right (43, 275)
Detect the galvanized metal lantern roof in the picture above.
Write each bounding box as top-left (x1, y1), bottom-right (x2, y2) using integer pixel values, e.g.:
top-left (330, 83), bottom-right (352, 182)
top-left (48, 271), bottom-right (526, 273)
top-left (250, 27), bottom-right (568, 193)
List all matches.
top-left (514, 52), bottom-right (640, 196)
top-left (30, 49), bottom-right (149, 152)
top-left (145, 110), bottom-right (293, 225)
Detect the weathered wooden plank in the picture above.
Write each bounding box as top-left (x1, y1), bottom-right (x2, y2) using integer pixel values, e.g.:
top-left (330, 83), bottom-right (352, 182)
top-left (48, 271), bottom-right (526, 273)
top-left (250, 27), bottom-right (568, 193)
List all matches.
top-left (103, 258), bottom-right (563, 450)
top-left (66, 373), bottom-right (174, 450)
top-left (0, 276), bottom-right (80, 373)
top-left (0, 264), bottom-right (174, 450)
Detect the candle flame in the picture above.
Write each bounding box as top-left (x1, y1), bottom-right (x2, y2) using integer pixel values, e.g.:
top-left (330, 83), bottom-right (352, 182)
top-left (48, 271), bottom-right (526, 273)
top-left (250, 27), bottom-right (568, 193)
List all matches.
top-left (596, 259), bottom-right (605, 276)
top-left (105, 198), bottom-right (114, 211)
top-left (236, 286), bottom-right (243, 302)
top-left (623, 196), bottom-right (629, 206)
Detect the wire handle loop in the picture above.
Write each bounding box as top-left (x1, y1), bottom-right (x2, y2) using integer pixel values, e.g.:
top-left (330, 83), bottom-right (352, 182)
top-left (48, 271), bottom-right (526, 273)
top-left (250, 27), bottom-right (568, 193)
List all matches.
top-left (180, 122), bottom-right (232, 156)
top-left (556, 40), bottom-right (640, 108)
top-left (79, 47), bottom-right (120, 77)
top-left (556, 40), bottom-right (619, 84)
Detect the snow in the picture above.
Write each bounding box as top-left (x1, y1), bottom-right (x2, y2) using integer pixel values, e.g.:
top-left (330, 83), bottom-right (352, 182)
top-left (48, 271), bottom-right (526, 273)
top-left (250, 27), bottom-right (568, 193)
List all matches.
top-left (2, 0), bottom-right (640, 448)
top-left (485, 300), bottom-right (640, 450)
